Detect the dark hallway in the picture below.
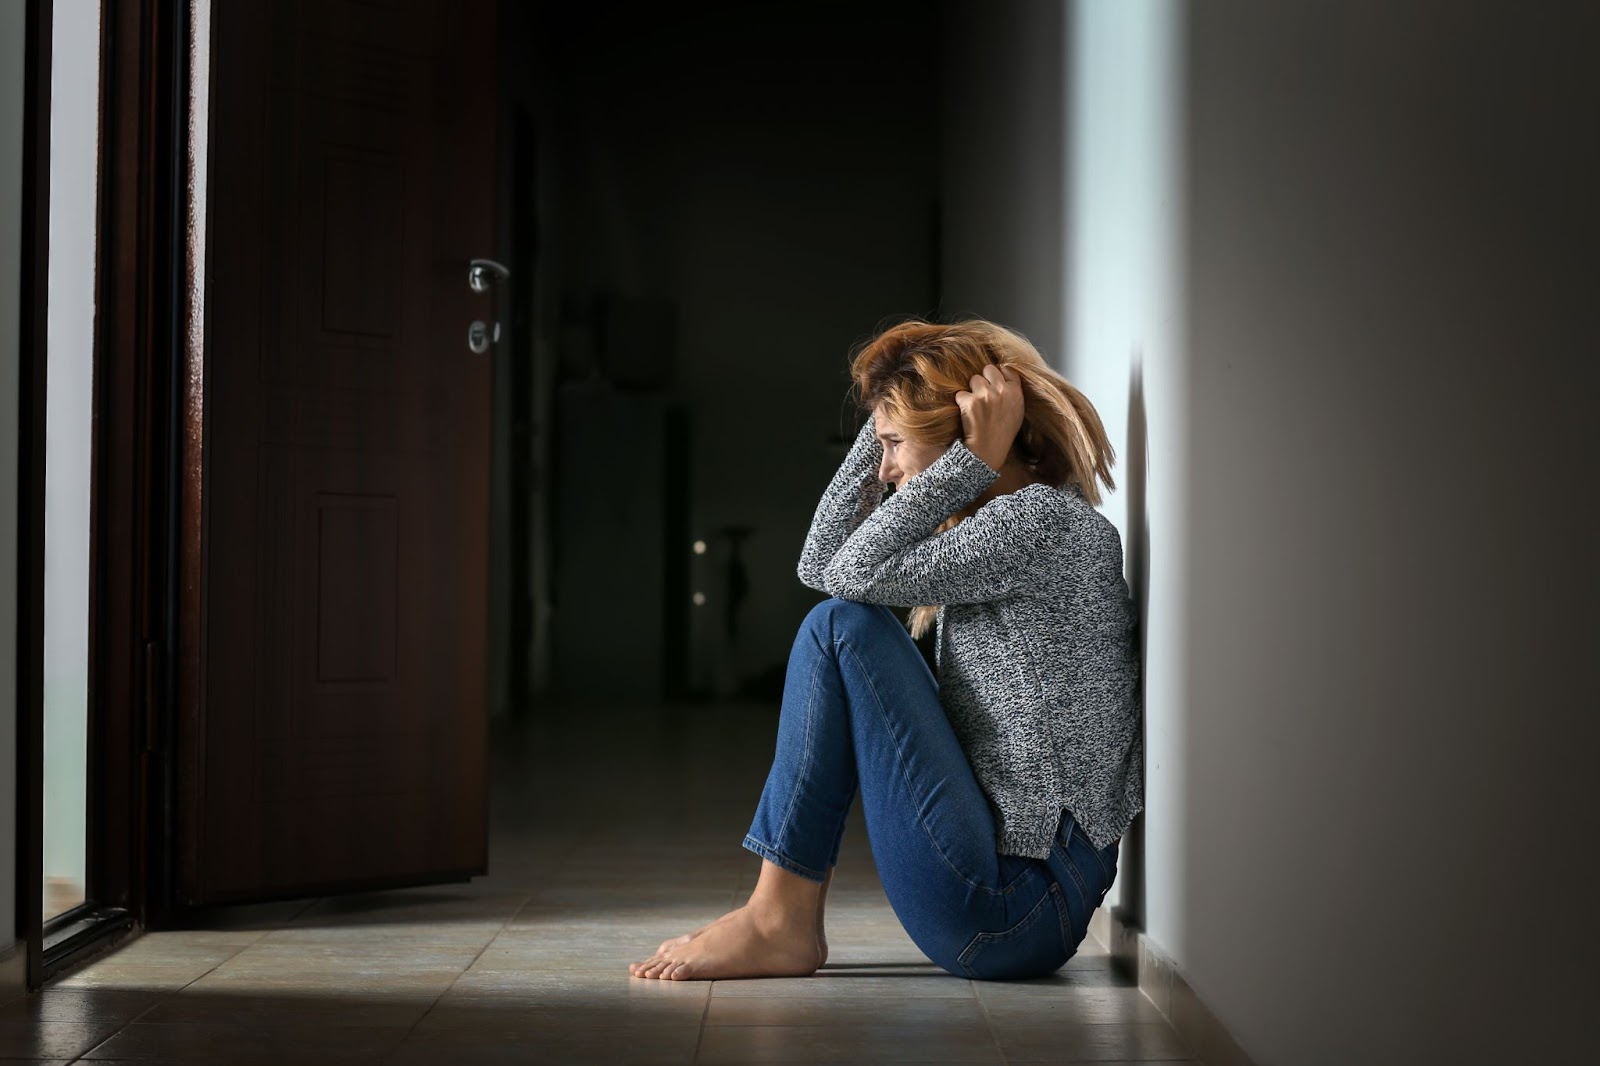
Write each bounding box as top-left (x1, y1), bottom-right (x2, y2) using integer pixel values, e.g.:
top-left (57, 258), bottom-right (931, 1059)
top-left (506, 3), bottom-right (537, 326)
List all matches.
top-left (510, 0), bottom-right (945, 710)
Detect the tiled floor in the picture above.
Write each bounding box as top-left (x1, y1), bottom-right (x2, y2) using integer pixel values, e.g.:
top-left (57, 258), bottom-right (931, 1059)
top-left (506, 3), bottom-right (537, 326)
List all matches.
top-left (1, 702), bottom-right (1195, 1063)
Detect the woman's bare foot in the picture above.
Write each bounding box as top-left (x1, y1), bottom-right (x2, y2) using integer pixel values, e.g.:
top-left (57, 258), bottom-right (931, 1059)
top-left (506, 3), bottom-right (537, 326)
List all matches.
top-left (629, 901), bottom-right (821, 980)
top-left (651, 908), bottom-right (739, 956)
top-left (630, 859), bottom-right (827, 981)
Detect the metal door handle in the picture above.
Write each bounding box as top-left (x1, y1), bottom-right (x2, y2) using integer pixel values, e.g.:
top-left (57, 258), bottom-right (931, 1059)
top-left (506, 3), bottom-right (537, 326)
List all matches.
top-left (468, 258), bottom-right (510, 294)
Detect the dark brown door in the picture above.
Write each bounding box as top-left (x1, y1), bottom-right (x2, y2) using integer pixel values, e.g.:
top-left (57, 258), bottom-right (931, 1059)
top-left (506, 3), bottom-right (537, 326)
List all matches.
top-left (181, 0), bottom-right (497, 903)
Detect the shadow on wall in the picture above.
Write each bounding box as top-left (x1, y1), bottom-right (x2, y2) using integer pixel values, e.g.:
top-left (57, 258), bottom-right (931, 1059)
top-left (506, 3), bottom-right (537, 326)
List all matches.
top-left (1120, 355), bottom-right (1149, 929)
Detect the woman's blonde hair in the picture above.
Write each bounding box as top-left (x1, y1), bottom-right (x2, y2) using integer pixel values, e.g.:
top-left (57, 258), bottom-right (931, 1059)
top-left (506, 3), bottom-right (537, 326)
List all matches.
top-left (849, 318), bottom-right (1116, 638)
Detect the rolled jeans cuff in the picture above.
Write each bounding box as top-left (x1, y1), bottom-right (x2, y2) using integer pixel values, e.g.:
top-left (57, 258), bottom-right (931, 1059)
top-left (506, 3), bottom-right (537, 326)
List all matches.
top-left (741, 835), bottom-right (829, 883)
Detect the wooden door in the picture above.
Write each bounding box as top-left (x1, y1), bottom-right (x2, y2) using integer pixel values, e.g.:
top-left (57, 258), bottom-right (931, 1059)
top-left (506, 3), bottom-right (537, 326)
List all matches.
top-left (182, 0), bottom-right (497, 903)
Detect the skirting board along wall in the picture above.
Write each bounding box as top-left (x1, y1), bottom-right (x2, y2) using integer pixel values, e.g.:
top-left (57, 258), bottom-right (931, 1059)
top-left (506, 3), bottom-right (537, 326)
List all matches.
top-left (1090, 907), bottom-right (1256, 1066)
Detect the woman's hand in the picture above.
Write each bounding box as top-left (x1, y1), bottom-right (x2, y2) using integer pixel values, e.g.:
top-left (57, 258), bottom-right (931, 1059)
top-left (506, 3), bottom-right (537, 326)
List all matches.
top-left (955, 364), bottom-right (1025, 472)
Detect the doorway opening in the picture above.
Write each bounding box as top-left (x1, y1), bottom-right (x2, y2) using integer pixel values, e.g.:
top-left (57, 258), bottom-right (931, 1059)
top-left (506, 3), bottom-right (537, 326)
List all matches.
top-left (40, 0), bottom-right (101, 929)
top-left (17, 0), bottom-right (193, 987)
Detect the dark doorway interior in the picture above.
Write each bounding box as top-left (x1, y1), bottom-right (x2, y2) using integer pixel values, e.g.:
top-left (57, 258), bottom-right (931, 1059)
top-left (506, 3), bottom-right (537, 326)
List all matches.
top-left (521, 2), bottom-right (942, 706)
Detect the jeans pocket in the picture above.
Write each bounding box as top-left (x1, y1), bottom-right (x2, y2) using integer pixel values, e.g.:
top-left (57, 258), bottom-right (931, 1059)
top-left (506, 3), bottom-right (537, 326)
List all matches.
top-left (955, 883), bottom-right (1072, 981)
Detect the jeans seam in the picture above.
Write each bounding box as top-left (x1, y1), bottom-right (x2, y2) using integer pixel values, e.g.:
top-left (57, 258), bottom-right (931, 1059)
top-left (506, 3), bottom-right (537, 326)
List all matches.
top-left (839, 638), bottom-right (994, 895)
top-left (996, 862), bottom-right (1035, 895)
top-left (1092, 839), bottom-right (1116, 884)
top-left (1064, 850), bottom-right (1092, 916)
top-left (823, 785), bottom-right (855, 868)
top-left (1051, 882), bottom-right (1076, 953)
top-left (775, 651), bottom-right (826, 848)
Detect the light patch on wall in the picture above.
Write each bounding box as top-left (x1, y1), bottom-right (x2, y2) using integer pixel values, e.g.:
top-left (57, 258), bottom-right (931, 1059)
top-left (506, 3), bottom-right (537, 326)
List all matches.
top-left (1065, 0), bottom-right (1186, 959)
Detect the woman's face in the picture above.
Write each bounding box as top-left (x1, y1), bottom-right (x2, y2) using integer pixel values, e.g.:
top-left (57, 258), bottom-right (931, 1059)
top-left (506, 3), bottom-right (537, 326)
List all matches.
top-left (873, 407), bottom-right (945, 490)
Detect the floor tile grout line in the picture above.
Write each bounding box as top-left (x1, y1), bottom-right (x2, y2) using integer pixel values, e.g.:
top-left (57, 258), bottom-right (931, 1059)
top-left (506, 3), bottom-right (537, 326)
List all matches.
top-left (692, 980), bottom-right (716, 1062)
top-left (58, 907), bottom-right (302, 1063)
top-left (376, 887), bottom-right (538, 1062)
top-left (663, 864), bottom-right (742, 1062)
top-left (45, 898), bottom-right (311, 996)
top-left (40, 993), bottom-right (166, 1066)
top-left (50, 887), bottom-right (539, 1065)
top-left (970, 978), bottom-right (1014, 1066)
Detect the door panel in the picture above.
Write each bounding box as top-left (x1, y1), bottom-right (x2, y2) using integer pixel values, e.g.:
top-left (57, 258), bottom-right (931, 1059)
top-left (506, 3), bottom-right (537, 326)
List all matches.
top-left (185, 0), bottom-right (495, 903)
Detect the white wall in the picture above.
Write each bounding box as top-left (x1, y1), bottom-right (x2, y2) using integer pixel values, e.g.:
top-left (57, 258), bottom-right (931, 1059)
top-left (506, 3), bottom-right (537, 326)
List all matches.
top-left (940, 0), bottom-right (1185, 934)
top-left (1178, 3), bottom-right (1597, 1063)
top-left (1, 0), bottom-right (27, 973)
top-left (1063, 0), bottom-right (1183, 934)
top-left (957, 1), bottom-right (1597, 1062)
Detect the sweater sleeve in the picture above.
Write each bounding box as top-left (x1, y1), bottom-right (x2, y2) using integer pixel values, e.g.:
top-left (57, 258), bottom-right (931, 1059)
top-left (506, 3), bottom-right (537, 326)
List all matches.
top-left (797, 414), bottom-right (887, 592)
top-left (820, 439), bottom-right (1056, 606)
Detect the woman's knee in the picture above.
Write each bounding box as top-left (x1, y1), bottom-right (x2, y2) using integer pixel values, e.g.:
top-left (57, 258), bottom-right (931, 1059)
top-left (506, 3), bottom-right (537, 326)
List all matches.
top-left (802, 597), bottom-right (901, 645)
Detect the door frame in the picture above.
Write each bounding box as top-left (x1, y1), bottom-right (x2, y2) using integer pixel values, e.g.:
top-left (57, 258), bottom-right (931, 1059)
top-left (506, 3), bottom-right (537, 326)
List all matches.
top-left (15, 0), bottom-right (191, 988)
top-left (87, 0), bottom-right (192, 938)
top-left (16, 0), bottom-right (54, 993)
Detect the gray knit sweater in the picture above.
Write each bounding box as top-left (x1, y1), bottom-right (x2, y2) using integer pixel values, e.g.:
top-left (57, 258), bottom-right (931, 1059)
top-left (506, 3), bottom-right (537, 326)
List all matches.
top-left (798, 414), bottom-right (1143, 856)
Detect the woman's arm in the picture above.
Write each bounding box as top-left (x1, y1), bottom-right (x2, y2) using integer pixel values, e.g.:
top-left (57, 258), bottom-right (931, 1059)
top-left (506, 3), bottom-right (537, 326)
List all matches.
top-left (819, 441), bottom-right (1057, 606)
top-left (797, 414), bottom-right (887, 592)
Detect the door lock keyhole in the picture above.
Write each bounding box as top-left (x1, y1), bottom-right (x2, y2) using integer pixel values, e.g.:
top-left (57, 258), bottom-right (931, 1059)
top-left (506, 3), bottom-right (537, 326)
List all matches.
top-left (468, 319), bottom-right (500, 355)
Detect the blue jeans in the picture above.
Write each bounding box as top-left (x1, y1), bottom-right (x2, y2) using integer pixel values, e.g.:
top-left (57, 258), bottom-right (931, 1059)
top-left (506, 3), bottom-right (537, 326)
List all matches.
top-left (743, 597), bottom-right (1121, 980)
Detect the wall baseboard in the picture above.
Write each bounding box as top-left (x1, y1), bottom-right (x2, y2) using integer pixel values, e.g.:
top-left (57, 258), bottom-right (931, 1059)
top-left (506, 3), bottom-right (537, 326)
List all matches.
top-left (0, 939), bottom-right (24, 996)
top-left (1090, 907), bottom-right (1256, 1066)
